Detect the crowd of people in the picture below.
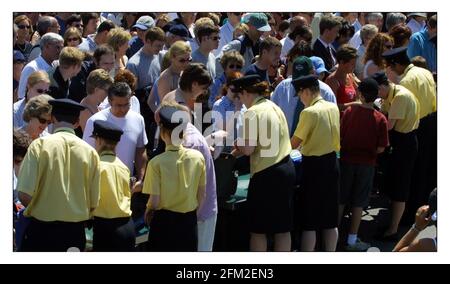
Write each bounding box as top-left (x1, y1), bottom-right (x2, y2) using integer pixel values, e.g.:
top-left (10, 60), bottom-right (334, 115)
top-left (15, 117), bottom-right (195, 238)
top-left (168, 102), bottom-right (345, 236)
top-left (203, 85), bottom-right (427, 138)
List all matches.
top-left (12, 12), bottom-right (437, 252)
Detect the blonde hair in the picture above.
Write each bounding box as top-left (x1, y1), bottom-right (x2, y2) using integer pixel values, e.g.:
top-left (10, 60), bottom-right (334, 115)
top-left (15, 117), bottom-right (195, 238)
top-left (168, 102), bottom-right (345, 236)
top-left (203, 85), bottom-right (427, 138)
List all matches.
top-left (233, 23), bottom-right (249, 38)
top-left (23, 94), bottom-right (53, 122)
top-left (107, 28), bottom-right (132, 52)
top-left (168, 40), bottom-right (191, 59)
top-left (59, 46), bottom-right (85, 68)
top-left (14, 15), bottom-right (33, 34)
top-left (27, 71), bottom-right (50, 89)
top-left (63, 27), bottom-right (82, 46)
top-left (86, 69), bottom-right (114, 95)
top-left (194, 17), bottom-right (215, 38)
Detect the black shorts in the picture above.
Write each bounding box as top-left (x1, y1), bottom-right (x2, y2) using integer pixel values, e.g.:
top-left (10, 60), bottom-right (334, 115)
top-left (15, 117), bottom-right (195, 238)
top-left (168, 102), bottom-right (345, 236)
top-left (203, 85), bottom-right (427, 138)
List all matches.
top-left (299, 152), bottom-right (340, 231)
top-left (386, 130), bottom-right (418, 202)
top-left (247, 156), bottom-right (295, 234)
top-left (339, 162), bottom-right (375, 208)
top-left (148, 209), bottom-right (197, 252)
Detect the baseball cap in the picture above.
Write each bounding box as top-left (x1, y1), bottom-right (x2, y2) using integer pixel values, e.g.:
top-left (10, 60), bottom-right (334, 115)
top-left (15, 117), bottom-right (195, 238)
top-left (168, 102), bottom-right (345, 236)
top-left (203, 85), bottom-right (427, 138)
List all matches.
top-left (133, 15), bottom-right (155, 30)
top-left (245, 13), bottom-right (271, 32)
top-left (310, 56), bottom-right (329, 75)
top-left (292, 56), bottom-right (313, 80)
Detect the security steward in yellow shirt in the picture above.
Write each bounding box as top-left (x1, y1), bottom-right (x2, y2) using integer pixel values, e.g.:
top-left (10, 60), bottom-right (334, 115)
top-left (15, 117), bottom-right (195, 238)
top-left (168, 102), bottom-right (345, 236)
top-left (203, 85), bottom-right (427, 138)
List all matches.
top-left (372, 71), bottom-right (420, 240)
top-left (382, 47), bottom-right (437, 224)
top-left (143, 101), bottom-right (206, 252)
top-left (231, 74), bottom-right (295, 252)
top-left (17, 98), bottom-right (101, 252)
top-left (91, 120), bottom-right (136, 252)
top-left (290, 74), bottom-right (341, 252)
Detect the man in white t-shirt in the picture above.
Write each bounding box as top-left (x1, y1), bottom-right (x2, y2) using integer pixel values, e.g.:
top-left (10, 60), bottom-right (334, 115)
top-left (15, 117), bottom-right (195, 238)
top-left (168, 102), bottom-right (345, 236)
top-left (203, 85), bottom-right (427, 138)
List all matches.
top-left (83, 82), bottom-right (148, 193)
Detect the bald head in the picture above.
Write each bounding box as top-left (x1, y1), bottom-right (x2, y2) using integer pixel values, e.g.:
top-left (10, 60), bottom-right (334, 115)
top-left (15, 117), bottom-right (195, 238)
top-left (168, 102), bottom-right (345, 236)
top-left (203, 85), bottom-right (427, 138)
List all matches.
top-left (290, 16), bottom-right (308, 32)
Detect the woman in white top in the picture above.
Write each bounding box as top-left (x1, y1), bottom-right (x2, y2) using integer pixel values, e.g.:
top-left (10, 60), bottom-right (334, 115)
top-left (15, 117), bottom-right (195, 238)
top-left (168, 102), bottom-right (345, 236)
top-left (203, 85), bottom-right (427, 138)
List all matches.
top-left (363, 33), bottom-right (394, 79)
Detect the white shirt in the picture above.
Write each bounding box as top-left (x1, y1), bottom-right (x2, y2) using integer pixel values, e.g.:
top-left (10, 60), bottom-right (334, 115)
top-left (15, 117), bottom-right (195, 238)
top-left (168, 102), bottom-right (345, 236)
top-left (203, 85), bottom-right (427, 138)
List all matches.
top-left (349, 30), bottom-right (362, 49)
top-left (83, 108), bottom-right (148, 173)
top-left (214, 21), bottom-right (235, 57)
top-left (17, 56), bottom-right (53, 99)
top-left (280, 36), bottom-right (294, 60)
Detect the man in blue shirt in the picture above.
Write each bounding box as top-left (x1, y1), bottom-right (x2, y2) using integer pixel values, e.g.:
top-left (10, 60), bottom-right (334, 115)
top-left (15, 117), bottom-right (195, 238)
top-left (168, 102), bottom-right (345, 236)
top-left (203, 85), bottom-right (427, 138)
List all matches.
top-left (407, 14), bottom-right (437, 73)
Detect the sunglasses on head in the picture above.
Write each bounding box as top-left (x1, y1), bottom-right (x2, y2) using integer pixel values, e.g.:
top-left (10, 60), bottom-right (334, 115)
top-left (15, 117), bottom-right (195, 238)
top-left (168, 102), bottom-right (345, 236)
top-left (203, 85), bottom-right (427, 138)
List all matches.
top-left (36, 88), bottom-right (49, 94)
top-left (178, 57), bottom-right (192, 63)
top-left (18, 24), bottom-right (31, 30)
top-left (228, 64), bottom-right (242, 69)
top-left (37, 117), bottom-right (51, 125)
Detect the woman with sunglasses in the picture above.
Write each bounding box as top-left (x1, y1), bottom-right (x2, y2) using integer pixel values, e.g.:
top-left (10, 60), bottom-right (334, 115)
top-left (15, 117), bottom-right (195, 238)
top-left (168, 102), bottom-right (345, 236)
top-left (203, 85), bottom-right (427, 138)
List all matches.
top-left (363, 33), bottom-right (395, 80)
top-left (20, 94), bottom-right (53, 140)
top-left (63, 27), bottom-right (82, 48)
top-left (155, 41), bottom-right (192, 103)
top-left (14, 15), bottom-right (34, 62)
top-left (14, 71), bottom-right (50, 129)
top-left (209, 50), bottom-right (244, 109)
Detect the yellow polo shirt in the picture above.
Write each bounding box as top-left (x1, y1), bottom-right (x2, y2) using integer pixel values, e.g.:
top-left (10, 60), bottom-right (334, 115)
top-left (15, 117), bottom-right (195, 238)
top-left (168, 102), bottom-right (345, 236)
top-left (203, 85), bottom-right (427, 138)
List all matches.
top-left (381, 84), bottom-right (420, 133)
top-left (400, 64), bottom-right (436, 119)
top-left (242, 97), bottom-right (292, 174)
top-left (293, 96), bottom-right (340, 156)
top-left (142, 144), bottom-right (206, 213)
top-left (17, 127), bottom-right (101, 222)
top-left (93, 152), bottom-right (132, 219)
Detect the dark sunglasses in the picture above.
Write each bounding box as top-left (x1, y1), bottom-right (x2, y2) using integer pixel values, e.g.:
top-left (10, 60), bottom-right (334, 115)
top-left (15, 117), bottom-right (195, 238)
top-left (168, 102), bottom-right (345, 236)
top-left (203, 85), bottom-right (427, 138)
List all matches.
top-left (178, 57), bottom-right (192, 63)
top-left (228, 64), bottom-right (242, 69)
top-left (67, 37), bottom-right (79, 42)
top-left (36, 88), bottom-right (49, 94)
top-left (37, 117), bottom-right (51, 125)
top-left (18, 24), bottom-right (31, 30)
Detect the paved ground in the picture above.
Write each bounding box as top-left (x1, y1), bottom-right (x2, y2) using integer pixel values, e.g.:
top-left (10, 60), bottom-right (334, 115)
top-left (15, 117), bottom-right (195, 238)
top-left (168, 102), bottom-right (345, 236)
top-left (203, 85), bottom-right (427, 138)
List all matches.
top-left (337, 192), bottom-right (437, 252)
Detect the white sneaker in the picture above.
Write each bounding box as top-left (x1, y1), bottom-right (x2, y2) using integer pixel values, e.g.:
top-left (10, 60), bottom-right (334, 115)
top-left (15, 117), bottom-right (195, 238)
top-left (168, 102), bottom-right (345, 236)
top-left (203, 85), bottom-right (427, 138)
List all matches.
top-left (346, 239), bottom-right (371, 252)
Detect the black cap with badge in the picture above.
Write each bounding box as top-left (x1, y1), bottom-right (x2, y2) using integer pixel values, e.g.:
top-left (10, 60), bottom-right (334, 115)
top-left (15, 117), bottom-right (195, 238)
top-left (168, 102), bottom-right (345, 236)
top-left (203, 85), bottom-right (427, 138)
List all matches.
top-left (49, 98), bottom-right (86, 117)
top-left (157, 105), bottom-right (189, 130)
top-left (382, 46), bottom-right (410, 66)
top-left (371, 72), bottom-right (389, 86)
top-left (90, 120), bottom-right (123, 142)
